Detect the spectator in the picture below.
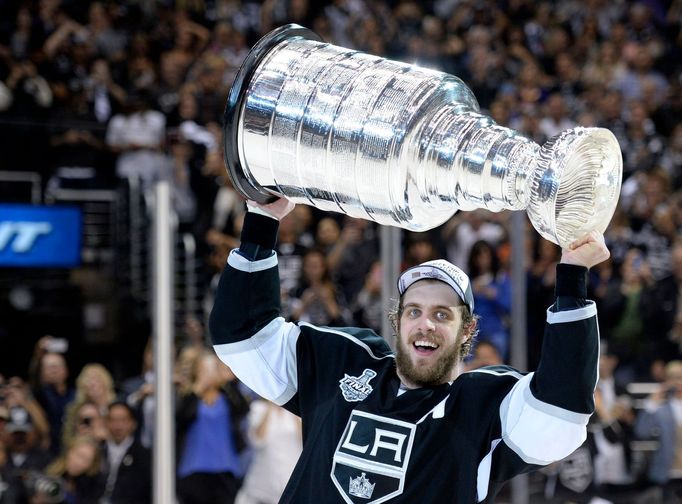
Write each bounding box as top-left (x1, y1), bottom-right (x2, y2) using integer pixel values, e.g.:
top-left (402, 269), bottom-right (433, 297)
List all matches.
top-left (613, 42), bottom-right (669, 102)
top-left (622, 101), bottom-right (665, 176)
top-left (235, 400), bottom-right (302, 504)
top-left (626, 168), bottom-right (674, 280)
top-left (601, 247), bottom-right (654, 384)
top-left (164, 13), bottom-right (210, 81)
top-left (275, 212), bottom-right (309, 317)
top-left (441, 210), bottom-right (506, 274)
top-left (327, 216), bottom-right (379, 305)
top-left (174, 346), bottom-right (203, 398)
top-left (465, 340), bottom-right (503, 371)
top-left (0, 434), bottom-right (27, 503)
top-left (634, 361), bottom-right (682, 501)
top-left (62, 401), bottom-right (108, 450)
top-left (538, 92), bottom-right (576, 140)
top-left (351, 261), bottom-right (384, 334)
top-left (403, 232), bottom-right (440, 269)
top-left (467, 240), bottom-right (511, 360)
top-left (186, 55), bottom-right (227, 126)
top-left (32, 351), bottom-right (75, 456)
top-left (4, 404), bottom-right (51, 475)
top-left (314, 217), bottom-right (341, 255)
top-left (86, 57), bottom-right (126, 124)
top-left (155, 49), bottom-right (187, 118)
top-left (591, 349), bottom-right (635, 491)
top-left (4, 60), bottom-right (53, 116)
top-left (207, 22), bottom-right (249, 81)
top-left (85, 3), bottom-right (127, 62)
top-left (69, 364), bottom-right (115, 417)
top-left (591, 256), bottom-right (622, 335)
top-left (45, 435), bottom-right (105, 504)
top-left (176, 352), bottom-right (249, 504)
top-left (526, 237), bottom-right (561, 368)
top-left (168, 132), bottom-right (198, 224)
top-left (582, 41), bottom-right (627, 87)
top-left (105, 91), bottom-right (170, 189)
top-left (2, 377), bottom-right (50, 451)
top-left (291, 248), bottom-right (347, 326)
top-left (641, 240), bottom-right (682, 363)
top-left (101, 402), bottom-right (151, 504)
top-left (122, 341), bottom-right (154, 449)
top-left (660, 123), bottom-right (682, 190)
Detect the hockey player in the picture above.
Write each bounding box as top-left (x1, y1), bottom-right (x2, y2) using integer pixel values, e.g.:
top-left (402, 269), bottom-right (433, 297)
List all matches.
top-left (209, 198), bottom-right (609, 503)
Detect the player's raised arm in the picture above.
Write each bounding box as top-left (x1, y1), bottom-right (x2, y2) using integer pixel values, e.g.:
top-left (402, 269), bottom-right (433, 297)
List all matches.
top-left (495, 231), bottom-right (609, 473)
top-left (532, 230), bottom-right (610, 412)
top-left (209, 198), bottom-right (301, 406)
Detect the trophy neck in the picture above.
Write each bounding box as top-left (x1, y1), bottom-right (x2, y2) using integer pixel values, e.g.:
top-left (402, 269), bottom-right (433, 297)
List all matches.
top-left (412, 108), bottom-right (539, 213)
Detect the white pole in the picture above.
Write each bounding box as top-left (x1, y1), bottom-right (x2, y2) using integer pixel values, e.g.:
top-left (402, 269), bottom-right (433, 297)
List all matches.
top-left (152, 181), bottom-right (176, 504)
top-left (510, 210), bottom-right (529, 504)
top-left (380, 225), bottom-right (402, 349)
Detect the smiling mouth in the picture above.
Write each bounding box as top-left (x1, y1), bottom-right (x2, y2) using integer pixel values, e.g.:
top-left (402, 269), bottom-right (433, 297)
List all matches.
top-left (413, 340), bottom-right (439, 356)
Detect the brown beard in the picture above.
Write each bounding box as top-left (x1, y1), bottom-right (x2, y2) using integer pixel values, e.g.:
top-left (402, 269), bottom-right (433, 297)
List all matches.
top-left (394, 335), bottom-right (462, 387)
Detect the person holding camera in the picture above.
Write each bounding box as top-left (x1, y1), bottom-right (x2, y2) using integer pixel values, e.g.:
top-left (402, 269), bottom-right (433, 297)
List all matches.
top-left (2, 378), bottom-right (51, 473)
top-left (44, 435), bottom-right (105, 503)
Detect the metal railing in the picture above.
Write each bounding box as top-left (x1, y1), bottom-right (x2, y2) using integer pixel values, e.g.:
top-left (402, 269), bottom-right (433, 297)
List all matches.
top-left (44, 186), bottom-right (118, 265)
top-left (0, 170), bottom-right (42, 203)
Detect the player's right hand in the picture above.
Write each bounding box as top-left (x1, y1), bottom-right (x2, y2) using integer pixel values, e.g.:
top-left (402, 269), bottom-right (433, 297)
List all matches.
top-left (247, 198), bottom-right (295, 220)
top-left (559, 230), bottom-right (610, 270)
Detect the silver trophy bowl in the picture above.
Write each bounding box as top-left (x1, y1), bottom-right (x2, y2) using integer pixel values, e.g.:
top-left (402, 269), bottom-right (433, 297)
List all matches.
top-left (223, 24), bottom-right (622, 247)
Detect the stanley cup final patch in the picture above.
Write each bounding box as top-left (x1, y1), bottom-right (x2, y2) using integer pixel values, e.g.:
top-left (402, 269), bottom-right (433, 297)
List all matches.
top-left (331, 410), bottom-right (417, 504)
top-left (339, 369), bottom-right (377, 402)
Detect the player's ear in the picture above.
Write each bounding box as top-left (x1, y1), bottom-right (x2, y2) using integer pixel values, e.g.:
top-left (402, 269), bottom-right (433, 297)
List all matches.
top-left (463, 318), bottom-right (477, 339)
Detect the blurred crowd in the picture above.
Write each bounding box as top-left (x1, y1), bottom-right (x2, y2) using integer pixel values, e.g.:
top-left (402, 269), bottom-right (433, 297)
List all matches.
top-left (0, 334), bottom-right (302, 504)
top-left (0, 0), bottom-right (681, 502)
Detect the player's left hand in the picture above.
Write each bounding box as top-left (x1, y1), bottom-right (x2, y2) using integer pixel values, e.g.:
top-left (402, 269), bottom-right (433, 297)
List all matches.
top-left (560, 230), bottom-right (610, 270)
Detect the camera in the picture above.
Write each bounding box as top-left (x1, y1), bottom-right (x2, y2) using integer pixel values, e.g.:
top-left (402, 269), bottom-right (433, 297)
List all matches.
top-left (44, 338), bottom-right (69, 354)
top-left (23, 471), bottom-right (65, 503)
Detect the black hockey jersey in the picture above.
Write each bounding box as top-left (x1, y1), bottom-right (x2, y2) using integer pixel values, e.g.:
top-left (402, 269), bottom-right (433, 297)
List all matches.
top-left (209, 213), bottom-right (599, 504)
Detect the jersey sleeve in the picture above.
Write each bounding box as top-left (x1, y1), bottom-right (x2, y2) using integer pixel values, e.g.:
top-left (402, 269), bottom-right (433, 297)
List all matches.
top-left (209, 212), bottom-right (302, 406)
top-left (479, 264), bottom-right (599, 501)
top-left (208, 212), bottom-right (393, 411)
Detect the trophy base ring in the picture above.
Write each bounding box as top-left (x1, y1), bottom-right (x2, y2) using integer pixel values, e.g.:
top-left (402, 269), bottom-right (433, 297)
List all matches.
top-left (222, 24), bottom-right (322, 204)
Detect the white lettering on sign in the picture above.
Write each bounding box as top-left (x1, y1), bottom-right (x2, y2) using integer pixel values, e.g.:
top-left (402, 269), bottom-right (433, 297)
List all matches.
top-left (0, 222), bottom-right (53, 253)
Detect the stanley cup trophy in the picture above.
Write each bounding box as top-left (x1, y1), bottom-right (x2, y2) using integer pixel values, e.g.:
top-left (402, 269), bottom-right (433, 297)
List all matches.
top-left (223, 25), bottom-right (622, 247)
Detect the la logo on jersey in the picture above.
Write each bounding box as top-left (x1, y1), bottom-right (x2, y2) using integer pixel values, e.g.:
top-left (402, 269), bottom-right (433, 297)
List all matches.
top-left (339, 369), bottom-right (377, 402)
top-left (331, 410), bottom-right (416, 504)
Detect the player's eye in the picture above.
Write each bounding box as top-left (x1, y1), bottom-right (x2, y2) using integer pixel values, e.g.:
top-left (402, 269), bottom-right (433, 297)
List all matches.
top-left (434, 311), bottom-right (449, 321)
top-left (407, 308), bottom-right (420, 318)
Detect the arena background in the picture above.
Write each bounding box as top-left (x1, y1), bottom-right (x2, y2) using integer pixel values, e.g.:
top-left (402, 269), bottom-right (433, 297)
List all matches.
top-left (0, 0), bottom-right (680, 502)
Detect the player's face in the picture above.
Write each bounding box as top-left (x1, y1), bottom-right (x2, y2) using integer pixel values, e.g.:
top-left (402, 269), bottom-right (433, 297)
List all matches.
top-left (395, 281), bottom-right (466, 388)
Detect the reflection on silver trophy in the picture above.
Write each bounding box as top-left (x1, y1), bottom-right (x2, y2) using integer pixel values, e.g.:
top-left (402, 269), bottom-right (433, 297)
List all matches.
top-left (223, 24), bottom-right (622, 247)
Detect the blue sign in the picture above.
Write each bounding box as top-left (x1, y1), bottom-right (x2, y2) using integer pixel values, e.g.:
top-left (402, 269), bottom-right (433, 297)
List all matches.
top-left (0, 204), bottom-right (82, 267)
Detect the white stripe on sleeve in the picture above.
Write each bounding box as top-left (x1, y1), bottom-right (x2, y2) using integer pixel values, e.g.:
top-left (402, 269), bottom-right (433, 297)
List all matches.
top-left (546, 301), bottom-right (597, 324)
top-left (500, 373), bottom-right (590, 465)
top-left (213, 317), bottom-right (300, 406)
top-left (227, 249), bottom-right (278, 272)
